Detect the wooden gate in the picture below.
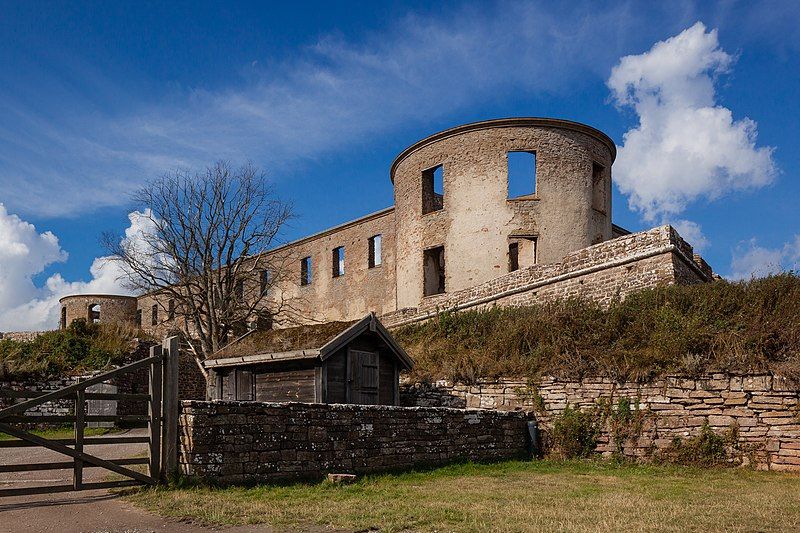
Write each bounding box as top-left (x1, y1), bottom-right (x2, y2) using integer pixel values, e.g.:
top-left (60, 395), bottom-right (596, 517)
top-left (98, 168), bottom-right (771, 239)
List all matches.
top-left (0, 337), bottom-right (180, 497)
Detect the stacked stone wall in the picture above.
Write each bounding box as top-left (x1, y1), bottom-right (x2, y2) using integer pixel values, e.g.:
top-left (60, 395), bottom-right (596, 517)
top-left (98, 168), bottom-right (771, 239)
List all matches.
top-left (179, 401), bottom-right (531, 484)
top-left (402, 373), bottom-right (800, 471)
top-left (382, 225), bottom-right (710, 328)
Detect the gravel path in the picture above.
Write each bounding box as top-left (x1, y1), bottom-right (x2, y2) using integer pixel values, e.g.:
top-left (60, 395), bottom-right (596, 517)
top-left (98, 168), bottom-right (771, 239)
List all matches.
top-left (0, 429), bottom-right (270, 533)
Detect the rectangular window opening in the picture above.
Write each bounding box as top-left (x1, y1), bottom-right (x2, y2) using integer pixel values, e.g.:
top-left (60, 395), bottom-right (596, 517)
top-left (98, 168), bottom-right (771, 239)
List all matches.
top-left (332, 246), bottom-right (345, 278)
top-left (423, 245), bottom-right (446, 296)
top-left (135, 309), bottom-right (142, 328)
top-left (300, 256), bottom-right (312, 286)
top-left (260, 269), bottom-right (270, 295)
top-left (234, 279), bottom-right (244, 300)
top-left (508, 242), bottom-right (520, 272)
top-left (168, 299), bottom-right (175, 320)
top-left (151, 304), bottom-right (158, 326)
top-left (368, 235), bottom-right (382, 268)
top-left (592, 162), bottom-right (606, 213)
top-left (422, 164), bottom-right (444, 214)
top-left (507, 151), bottom-right (536, 198)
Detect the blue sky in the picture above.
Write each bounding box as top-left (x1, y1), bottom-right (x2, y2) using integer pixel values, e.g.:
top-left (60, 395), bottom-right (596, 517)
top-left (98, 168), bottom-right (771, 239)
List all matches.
top-left (1, 0), bottom-right (799, 330)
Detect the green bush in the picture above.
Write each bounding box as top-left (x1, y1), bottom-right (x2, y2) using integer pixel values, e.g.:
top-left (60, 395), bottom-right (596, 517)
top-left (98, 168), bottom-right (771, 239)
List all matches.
top-left (395, 273), bottom-right (800, 382)
top-left (663, 422), bottom-right (732, 467)
top-left (549, 405), bottom-right (600, 459)
top-left (0, 319), bottom-right (139, 380)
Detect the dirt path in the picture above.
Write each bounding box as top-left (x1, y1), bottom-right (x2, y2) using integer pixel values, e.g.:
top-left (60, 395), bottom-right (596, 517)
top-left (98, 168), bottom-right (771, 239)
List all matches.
top-left (0, 429), bottom-right (270, 533)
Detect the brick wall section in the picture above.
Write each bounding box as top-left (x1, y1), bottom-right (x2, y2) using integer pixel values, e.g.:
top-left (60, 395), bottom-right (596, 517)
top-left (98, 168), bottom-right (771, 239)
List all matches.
top-left (381, 225), bottom-right (710, 328)
top-left (179, 401), bottom-right (532, 484)
top-left (401, 373), bottom-right (800, 471)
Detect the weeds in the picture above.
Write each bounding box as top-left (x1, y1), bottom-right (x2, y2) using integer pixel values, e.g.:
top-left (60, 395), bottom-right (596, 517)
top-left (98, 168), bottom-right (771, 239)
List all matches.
top-left (395, 273), bottom-right (800, 382)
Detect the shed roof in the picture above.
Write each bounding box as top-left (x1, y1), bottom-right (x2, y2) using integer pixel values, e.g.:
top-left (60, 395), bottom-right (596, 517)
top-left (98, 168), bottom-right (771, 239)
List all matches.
top-left (205, 314), bottom-right (413, 370)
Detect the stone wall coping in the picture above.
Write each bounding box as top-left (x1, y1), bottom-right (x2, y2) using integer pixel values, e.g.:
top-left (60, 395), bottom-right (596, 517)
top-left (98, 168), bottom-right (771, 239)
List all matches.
top-left (390, 117), bottom-right (617, 181)
top-left (181, 399), bottom-right (533, 418)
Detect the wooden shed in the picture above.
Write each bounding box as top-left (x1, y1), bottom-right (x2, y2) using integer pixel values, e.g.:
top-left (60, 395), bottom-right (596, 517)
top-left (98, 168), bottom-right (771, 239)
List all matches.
top-left (205, 314), bottom-right (413, 405)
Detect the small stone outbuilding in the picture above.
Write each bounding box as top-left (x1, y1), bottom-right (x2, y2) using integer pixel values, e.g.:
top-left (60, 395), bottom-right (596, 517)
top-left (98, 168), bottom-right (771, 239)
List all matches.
top-left (205, 313), bottom-right (413, 405)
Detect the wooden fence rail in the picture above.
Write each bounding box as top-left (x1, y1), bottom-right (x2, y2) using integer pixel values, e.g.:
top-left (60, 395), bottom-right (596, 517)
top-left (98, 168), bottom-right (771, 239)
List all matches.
top-left (0, 335), bottom-right (180, 496)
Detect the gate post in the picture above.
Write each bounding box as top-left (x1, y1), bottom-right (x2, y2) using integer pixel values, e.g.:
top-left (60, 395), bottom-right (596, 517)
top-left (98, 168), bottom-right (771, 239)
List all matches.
top-left (148, 344), bottom-right (163, 482)
top-left (160, 336), bottom-right (180, 482)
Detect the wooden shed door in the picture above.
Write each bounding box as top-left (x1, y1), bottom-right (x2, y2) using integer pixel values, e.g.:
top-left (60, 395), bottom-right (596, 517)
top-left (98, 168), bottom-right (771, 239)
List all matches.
top-left (347, 349), bottom-right (379, 405)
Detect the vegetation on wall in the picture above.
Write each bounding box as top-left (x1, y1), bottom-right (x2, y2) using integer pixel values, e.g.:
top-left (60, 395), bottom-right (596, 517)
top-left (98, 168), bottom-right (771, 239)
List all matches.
top-left (0, 319), bottom-right (140, 380)
top-left (395, 273), bottom-right (800, 383)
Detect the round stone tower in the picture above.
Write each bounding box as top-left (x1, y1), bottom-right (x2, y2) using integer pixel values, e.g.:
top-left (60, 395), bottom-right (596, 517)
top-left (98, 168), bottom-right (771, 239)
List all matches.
top-left (390, 117), bottom-right (616, 309)
top-left (58, 294), bottom-right (138, 330)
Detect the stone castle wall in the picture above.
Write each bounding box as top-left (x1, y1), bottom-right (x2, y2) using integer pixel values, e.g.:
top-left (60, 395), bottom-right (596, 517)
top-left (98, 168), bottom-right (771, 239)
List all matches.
top-left (391, 119), bottom-right (616, 310)
top-left (59, 294), bottom-right (138, 330)
top-left (382, 225), bottom-right (710, 328)
top-left (179, 401), bottom-right (532, 484)
top-left (402, 373), bottom-right (800, 471)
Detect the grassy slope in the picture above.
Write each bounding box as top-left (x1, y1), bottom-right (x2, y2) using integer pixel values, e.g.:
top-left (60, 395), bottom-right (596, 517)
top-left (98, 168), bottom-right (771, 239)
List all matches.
top-left (0, 319), bottom-right (143, 380)
top-left (395, 274), bottom-right (800, 383)
top-left (128, 460), bottom-right (800, 532)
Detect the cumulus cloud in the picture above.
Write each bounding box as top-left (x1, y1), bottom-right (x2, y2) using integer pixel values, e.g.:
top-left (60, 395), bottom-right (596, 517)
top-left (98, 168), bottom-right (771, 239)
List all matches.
top-left (728, 235), bottom-right (800, 280)
top-left (609, 22), bottom-right (778, 221)
top-left (670, 219), bottom-right (709, 252)
top-left (0, 207), bottom-right (153, 331)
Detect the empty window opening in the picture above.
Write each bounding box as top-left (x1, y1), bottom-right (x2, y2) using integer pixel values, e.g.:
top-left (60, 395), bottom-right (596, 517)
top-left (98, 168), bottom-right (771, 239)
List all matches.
top-left (135, 309), bottom-right (142, 327)
top-left (151, 304), bottom-right (158, 326)
top-left (88, 303), bottom-right (101, 323)
top-left (168, 299), bottom-right (175, 320)
top-left (423, 246), bottom-right (446, 296)
top-left (60, 306), bottom-right (67, 329)
top-left (368, 235), bottom-right (382, 268)
top-left (592, 162), bottom-right (606, 213)
top-left (509, 236), bottom-right (538, 270)
top-left (332, 246), bottom-right (345, 278)
top-left (507, 151), bottom-right (537, 198)
top-left (300, 256), bottom-right (312, 286)
top-left (235, 279), bottom-right (245, 300)
top-left (260, 269), bottom-right (270, 295)
top-left (422, 165), bottom-right (444, 214)
top-left (508, 242), bottom-right (520, 272)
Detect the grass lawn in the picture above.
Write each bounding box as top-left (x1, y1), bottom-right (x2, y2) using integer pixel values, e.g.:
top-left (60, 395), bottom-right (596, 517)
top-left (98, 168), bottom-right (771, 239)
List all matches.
top-left (126, 460), bottom-right (800, 532)
top-left (0, 426), bottom-right (116, 441)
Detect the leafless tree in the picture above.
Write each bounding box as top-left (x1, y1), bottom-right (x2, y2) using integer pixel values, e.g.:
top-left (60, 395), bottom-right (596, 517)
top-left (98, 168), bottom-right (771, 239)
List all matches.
top-left (103, 161), bottom-right (294, 375)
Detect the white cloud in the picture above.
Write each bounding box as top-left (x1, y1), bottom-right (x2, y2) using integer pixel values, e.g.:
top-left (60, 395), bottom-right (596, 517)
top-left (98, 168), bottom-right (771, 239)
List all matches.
top-left (0, 207), bottom-right (153, 331)
top-left (670, 219), bottom-right (709, 252)
top-left (0, 3), bottom-right (636, 217)
top-left (728, 235), bottom-right (800, 280)
top-left (609, 22), bottom-right (778, 221)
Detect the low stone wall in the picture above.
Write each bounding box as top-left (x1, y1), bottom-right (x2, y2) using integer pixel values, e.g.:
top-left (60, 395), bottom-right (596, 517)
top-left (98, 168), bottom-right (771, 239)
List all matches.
top-left (381, 225), bottom-right (712, 328)
top-left (401, 373), bottom-right (800, 471)
top-left (179, 401), bottom-right (532, 484)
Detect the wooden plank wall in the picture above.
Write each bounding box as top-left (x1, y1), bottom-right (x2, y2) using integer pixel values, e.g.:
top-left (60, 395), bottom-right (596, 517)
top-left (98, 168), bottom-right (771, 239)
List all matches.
top-left (255, 369), bottom-right (316, 402)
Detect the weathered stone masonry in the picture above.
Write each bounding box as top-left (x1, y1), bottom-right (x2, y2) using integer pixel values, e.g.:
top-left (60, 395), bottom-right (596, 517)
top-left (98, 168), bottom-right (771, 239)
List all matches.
top-left (179, 401), bottom-right (531, 484)
top-left (402, 373), bottom-right (800, 471)
top-left (382, 224), bottom-right (710, 327)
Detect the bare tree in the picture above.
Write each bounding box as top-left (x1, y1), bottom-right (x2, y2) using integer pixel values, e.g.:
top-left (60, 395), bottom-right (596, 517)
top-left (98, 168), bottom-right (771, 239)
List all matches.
top-left (103, 161), bottom-right (293, 375)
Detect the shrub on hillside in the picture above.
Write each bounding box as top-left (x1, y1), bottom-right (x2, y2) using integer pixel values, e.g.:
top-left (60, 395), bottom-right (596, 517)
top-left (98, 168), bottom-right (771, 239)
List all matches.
top-left (395, 273), bottom-right (800, 382)
top-left (548, 405), bottom-right (601, 459)
top-left (0, 319), bottom-right (139, 380)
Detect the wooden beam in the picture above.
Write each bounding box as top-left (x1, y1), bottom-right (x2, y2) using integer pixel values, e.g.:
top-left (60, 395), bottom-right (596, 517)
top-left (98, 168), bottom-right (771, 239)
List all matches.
top-left (0, 422), bottom-right (154, 485)
top-left (149, 345), bottom-right (163, 482)
top-left (0, 354), bottom-right (163, 419)
top-left (74, 389), bottom-right (84, 490)
top-left (0, 435), bottom-right (150, 448)
top-left (161, 336), bottom-right (180, 482)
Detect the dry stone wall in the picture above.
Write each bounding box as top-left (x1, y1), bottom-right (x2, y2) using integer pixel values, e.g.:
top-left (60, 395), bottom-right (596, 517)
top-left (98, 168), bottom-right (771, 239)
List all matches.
top-left (179, 401), bottom-right (532, 484)
top-left (382, 225), bottom-right (710, 328)
top-left (402, 373), bottom-right (800, 471)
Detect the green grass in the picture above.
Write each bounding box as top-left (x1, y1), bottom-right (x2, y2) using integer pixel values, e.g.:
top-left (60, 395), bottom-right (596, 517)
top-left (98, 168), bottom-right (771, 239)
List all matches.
top-left (127, 460), bottom-right (800, 532)
top-left (395, 273), bottom-right (800, 383)
top-left (0, 425), bottom-right (116, 441)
